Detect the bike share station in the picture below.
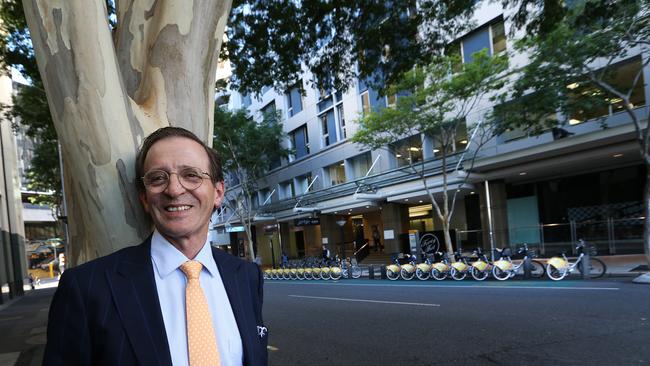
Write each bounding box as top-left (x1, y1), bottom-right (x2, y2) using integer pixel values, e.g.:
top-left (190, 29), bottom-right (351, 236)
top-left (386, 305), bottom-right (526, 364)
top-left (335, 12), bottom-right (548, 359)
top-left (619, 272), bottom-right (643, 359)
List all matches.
top-left (263, 233), bottom-right (606, 281)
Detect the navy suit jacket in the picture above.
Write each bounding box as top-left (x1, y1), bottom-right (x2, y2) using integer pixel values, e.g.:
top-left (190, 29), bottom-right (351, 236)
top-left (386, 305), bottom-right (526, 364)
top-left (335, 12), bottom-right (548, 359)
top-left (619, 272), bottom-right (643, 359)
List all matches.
top-left (43, 238), bottom-right (268, 365)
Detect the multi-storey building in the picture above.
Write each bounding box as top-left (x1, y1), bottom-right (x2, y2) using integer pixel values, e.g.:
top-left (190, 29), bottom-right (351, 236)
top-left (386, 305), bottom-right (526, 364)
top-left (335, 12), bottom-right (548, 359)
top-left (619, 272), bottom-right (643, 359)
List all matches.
top-left (213, 3), bottom-right (648, 266)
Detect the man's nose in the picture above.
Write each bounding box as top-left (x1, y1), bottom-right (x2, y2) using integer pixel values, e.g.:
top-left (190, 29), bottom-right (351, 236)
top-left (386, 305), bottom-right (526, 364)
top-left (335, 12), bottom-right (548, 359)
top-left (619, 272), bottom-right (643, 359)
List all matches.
top-left (164, 173), bottom-right (186, 196)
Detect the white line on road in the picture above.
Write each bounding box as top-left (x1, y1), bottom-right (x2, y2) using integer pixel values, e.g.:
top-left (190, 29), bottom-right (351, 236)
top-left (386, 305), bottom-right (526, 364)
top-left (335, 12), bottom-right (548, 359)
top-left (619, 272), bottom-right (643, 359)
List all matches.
top-left (289, 294), bottom-right (440, 307)
top-left (269, 282), bottom-right (620, 291)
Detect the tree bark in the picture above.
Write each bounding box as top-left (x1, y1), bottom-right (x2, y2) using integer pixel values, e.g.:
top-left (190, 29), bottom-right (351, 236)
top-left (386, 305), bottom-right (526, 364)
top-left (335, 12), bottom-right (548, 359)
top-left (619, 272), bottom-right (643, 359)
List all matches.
top-left (22, 0), bottom-right (232, 265)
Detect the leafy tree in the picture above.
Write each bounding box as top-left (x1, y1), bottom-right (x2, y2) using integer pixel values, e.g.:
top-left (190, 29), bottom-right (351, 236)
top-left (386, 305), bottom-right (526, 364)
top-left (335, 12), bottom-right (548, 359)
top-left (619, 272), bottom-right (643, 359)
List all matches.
top-left (0, 1), bottom-right (61, 209)
top-left (494, 0), bottom-right (650, 266)
top-left (213, 107), bottom-right (289, 261)
top-left (225, 0), bottom-right (477, 94)
top-left (354, 51), bottom-right (508, 255)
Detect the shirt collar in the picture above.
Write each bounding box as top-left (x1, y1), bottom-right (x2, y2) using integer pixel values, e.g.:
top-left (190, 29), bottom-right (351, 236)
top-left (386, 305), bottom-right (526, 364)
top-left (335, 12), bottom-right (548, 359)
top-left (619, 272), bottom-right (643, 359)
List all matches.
top-left (150, 229), bottom-right (218, 278)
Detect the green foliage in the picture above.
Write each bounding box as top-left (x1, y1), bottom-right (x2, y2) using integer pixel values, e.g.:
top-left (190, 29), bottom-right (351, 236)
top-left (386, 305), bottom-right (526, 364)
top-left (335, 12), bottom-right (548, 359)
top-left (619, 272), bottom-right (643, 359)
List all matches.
top-left (0, 0), bottom-right (62, 209)
top-left (353, 51), bottom-right (508, 151)
top-left (496, 0), bottom-right (649, 136)
top-left (225, 0), bottom-right (477, 95)
top-left (212, 107), bottom-right (290, 194)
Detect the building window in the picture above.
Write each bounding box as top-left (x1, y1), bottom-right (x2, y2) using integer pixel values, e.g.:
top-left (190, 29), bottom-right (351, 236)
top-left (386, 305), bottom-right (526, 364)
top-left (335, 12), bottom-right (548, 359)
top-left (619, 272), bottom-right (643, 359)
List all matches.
top-left (361, 91), bottom-right (371, 116)
top-left (568, 56), bottom-right (646, 125)
top-left (279, 180), bottom-right (295, 200)
top-left (391, 135), bottom-right (423, 167)
top-left (241, 94), bottom-right (252, 108)
top-left (386, 94), bottom-right (397, 107)
top-left (493, 94), bottom-right (556, 142)
top-left (458, 18), bottom-right (507, 63)
top-left (326, 161), bottom-right (347, 186)
top-left (336, 103), bottom-right (346, 139)
top-left (320, 110), bottom-right (337, 147)
top-left (286, 85), bottom-right (303, 117)
top-left (431, 122), bottom-right (469, 157)
top-left (260, 101), bottom-right (276, 122)
top-left (289, 125), bottom-right (310, 160)
top-left (350, 152), bottom-right (372, 179)
top-left (258, 188), bottom-right (272, 206)
top-left (295, 173), bottom-right (313, 195)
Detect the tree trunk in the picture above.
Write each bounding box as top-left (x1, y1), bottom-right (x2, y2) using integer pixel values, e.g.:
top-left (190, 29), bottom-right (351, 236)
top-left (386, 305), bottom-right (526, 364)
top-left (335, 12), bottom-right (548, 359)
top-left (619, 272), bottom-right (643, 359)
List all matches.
top-left (22, 0), bottom-right (232, 265)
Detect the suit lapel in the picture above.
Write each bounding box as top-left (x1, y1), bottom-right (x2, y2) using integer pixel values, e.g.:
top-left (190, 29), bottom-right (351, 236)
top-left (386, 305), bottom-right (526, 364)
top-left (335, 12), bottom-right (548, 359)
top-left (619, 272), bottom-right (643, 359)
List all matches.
top-left (212, 248), bottom-right (256, 364)
top-left (107, 239), bottom-right (172, 366)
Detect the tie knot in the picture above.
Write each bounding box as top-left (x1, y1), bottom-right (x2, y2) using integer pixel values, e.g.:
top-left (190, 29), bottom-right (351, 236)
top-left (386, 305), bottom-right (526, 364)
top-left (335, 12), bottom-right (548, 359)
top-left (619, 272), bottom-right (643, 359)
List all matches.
top-left (180, 260), bottom-right (203, 280)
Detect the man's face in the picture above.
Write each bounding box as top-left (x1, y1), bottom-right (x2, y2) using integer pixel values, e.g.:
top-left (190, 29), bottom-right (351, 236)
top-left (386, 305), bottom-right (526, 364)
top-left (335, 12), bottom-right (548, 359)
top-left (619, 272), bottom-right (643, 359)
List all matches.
top-left (139, 136), bottom-right (224, 246)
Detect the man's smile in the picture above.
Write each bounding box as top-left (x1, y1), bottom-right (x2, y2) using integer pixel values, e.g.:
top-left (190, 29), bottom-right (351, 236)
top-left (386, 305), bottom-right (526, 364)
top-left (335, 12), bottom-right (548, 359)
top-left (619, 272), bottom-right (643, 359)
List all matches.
top-left (165, 205), bottom-right (192, 212)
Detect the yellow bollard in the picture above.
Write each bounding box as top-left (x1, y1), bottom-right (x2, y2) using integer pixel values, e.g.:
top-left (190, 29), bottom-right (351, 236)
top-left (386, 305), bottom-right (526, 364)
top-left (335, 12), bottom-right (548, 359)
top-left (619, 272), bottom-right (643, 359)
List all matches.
top-left (49, 262), bottom-right (54, 278)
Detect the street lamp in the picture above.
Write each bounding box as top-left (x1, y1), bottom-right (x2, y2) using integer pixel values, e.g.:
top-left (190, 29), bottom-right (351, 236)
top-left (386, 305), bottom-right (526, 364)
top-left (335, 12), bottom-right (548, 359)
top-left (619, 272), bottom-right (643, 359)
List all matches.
top-left (336, 218), bottom-right (347, 259)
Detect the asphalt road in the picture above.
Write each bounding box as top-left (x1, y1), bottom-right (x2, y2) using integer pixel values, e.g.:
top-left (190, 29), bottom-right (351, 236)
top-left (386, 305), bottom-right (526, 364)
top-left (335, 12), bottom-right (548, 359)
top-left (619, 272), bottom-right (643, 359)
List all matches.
top-left (263, 278), bottom-right (650, 366)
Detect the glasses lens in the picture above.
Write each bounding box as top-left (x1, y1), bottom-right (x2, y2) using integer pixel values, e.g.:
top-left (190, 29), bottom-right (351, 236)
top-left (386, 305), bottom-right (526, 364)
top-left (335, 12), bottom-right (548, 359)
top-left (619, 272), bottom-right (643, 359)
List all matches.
top-left (143, 170), bottom-right (169, 189)
top-left (179, 168), bottom-right (205, 190)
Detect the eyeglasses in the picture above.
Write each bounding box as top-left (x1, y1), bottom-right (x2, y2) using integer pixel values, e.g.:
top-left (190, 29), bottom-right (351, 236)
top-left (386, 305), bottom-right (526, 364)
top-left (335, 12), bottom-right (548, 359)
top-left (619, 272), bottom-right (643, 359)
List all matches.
top-left (142, 167), bottom-right (212, 193)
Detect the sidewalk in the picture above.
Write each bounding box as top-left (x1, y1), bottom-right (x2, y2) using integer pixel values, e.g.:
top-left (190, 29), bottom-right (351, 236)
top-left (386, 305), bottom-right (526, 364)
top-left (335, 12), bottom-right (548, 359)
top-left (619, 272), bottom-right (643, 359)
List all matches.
top-left (0, 281), bottom-right (58, 366)
top-left (596, 254), bottom-right (648, 276)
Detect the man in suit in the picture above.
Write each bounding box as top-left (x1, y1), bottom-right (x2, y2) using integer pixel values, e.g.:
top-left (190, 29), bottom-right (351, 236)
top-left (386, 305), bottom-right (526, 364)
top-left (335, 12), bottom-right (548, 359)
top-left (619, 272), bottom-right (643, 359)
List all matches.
top-left (44, 127), bottom-right (268, 365)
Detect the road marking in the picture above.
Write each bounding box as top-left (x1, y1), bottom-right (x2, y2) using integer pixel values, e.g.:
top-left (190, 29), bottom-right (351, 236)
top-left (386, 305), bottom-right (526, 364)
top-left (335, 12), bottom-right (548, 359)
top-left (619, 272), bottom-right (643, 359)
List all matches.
top-left (268, 281), bottom-right (620, 291)
top-left (0, 316), bottom-right (23, 322)
top-left (289, 294), bottom-right (440, 307)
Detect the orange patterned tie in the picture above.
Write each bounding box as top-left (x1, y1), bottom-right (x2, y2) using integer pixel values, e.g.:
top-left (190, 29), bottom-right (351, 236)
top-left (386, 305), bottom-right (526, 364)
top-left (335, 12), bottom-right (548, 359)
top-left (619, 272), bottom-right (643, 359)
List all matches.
top-left (180, 260), bottom-right (221, 366)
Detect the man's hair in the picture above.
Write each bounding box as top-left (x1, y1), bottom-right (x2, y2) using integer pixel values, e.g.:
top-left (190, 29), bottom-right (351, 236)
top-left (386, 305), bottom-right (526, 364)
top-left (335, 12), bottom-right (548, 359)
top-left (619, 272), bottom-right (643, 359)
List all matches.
top-left (135, 127), bottom-right (223, 193)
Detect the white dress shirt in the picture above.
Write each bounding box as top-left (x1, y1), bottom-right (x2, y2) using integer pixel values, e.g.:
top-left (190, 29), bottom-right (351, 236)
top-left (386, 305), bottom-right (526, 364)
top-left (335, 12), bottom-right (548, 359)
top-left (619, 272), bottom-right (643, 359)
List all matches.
top-left (150, 230), bottom-right (243, 366)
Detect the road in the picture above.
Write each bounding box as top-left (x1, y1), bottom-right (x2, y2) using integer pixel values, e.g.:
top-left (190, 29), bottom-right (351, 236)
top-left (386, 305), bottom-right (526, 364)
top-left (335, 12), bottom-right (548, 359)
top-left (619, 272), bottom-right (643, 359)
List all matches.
top-left (263, 278), bottom-right (650, 365)
top-left (1, 278), bottom-right (648, 365)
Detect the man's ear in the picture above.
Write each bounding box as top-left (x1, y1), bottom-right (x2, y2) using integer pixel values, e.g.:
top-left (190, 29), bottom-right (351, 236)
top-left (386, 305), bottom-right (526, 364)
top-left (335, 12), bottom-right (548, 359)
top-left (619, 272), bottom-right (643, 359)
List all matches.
top-left (139, 192), bottom-right (150, 213)
top-left (213, 181), bottom-right (225, 209)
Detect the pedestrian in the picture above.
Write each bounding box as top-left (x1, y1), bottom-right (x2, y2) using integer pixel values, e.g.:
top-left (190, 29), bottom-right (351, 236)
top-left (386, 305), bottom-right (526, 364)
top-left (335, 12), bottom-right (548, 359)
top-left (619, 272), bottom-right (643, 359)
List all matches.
top-left (28, 273), bottom-right (36, 290)
top-left (322, 245), bottom-right (331, 261)
top-left (372, 225), bottom-right (382, 252)
top-left (44, 127), bottom-right (268, 365)
top-left (281, 251), bottom-right (288, 267)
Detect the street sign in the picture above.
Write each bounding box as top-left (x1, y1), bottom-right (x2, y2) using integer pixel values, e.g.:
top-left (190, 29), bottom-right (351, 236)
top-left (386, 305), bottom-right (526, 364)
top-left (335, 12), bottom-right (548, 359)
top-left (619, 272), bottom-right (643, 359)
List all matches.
top-left (294, 217), bottom-right (320, 226)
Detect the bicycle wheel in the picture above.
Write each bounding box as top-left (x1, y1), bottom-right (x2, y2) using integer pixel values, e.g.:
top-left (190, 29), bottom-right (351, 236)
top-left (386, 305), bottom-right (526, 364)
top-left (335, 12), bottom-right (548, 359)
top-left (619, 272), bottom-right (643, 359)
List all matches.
top-left (387, 268), bottom-right (400, 280)
top-left (416, 268), bottom-right (430, 280)
top-left (450, 268), bottom-right (467, 281)
top-left (577, 258), bottom-right (607, 279)
top-left (470, 266), bottom-right (489, 281)
top-left (303, 270), bottom-right (312, 280)
top-left (431, 268), bottom-right (447, 280)
top-left (492, 266), bottom-right (510, 281)
top-left (546, 264), bottom-right (567, 281)
top-left (330, 269), bottom-right (342, 281)
top-left (401, 268), bottom-right (415, 280)
top-left (530, 260), bottom-right (545, 278)
top-left (351, 266), bottom-right (362, 279)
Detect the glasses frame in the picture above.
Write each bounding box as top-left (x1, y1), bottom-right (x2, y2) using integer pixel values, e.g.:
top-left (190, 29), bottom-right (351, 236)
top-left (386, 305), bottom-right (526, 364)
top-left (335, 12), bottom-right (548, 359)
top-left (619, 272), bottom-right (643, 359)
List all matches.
top-left (142, 167), bottom-right (212, 193)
